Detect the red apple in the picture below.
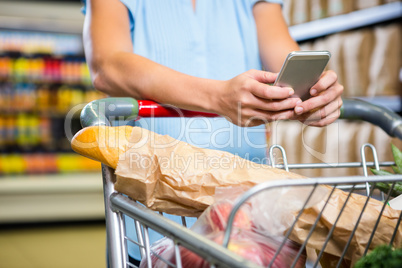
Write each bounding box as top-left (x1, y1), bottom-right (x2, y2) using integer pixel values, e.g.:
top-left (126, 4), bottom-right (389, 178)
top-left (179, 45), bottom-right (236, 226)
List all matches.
top-left (227, 239), bottom-right (267, 266)
top-left (208, 201), bottom-right (251, 231)
top-left (139, 237), bottom-right (173, 268)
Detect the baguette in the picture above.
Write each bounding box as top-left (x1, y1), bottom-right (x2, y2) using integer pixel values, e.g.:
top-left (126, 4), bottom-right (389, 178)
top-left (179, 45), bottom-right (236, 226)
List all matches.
top-left (71, 125), bottom-right (134, 169)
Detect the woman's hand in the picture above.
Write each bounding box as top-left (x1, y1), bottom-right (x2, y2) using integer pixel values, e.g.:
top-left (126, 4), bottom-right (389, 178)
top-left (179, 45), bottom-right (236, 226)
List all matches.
top-left (293, 70), bottom-right (344, 127)
top-left (215, 69), bottom-right (301, 127)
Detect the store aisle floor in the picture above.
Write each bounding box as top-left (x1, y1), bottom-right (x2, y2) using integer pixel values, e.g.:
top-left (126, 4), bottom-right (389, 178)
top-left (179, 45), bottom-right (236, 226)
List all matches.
top-left (0, 221), bottom-right (106, 268)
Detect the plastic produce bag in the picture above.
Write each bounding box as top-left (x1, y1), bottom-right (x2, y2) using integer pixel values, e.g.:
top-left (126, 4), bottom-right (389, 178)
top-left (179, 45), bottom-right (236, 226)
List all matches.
top-left (140, 187), bottom-right (308, 268)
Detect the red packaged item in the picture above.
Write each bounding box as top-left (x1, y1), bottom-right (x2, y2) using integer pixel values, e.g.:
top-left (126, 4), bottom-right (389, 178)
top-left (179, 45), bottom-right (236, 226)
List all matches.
top-left (140, 192), bottom-right (306, 268)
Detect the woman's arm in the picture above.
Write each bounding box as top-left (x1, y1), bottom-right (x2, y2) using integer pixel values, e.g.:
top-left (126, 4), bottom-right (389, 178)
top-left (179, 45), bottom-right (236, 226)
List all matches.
top-left (253, 2), bottom-right (344, 127)
top-left (253, 2), bottom-right (300, 72)
top-left (83, 0), bottom-right (301, 126)
top-left (83, 0), bottom-right (218, 112)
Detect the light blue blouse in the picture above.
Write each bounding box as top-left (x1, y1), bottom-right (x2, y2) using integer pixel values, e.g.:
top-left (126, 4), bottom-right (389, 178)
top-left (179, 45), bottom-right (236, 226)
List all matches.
top-left (83, 0), bottom-right (283, 261)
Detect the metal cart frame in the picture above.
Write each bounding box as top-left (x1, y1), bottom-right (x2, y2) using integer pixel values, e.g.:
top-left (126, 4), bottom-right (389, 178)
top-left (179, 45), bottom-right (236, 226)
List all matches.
top-left (79, 98), bottom-right (402, 268)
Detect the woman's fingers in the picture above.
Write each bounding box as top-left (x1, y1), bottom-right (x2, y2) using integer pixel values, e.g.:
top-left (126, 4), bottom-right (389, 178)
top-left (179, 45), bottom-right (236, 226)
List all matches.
top-left (239, 108), bottom-right (296, 127)
top-left (292, 69), bottom-right (344, 127)
top-left (295, 82), bottom-right (343, 115)
top-left (245, 70), bottom-right (295, 100)
top-left (309, 70), bottom-right (338, 97)
top-left (246, 69), bottom-right (278, 84)
top-left (250, 96), bottom-right (301, 112)
top-left (297, 97), bottom-right (343, 126)
top-left (300, 109), bottom-right (341, 127)
top-left (250, 81), bottom-right (294, 100)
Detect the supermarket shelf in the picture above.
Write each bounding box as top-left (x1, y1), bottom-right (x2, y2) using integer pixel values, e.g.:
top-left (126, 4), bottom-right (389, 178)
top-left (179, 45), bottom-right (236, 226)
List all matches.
top-left (0, 1), bottom-right (84, 34)
top-left (290, 2), bottom-right (402, 42)
top-left (0, 172), bottom-right (105, 223)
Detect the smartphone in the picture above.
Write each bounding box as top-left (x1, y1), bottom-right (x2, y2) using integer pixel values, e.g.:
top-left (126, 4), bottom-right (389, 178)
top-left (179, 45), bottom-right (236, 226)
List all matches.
top-left (274, 51), bottom-right (331, 101)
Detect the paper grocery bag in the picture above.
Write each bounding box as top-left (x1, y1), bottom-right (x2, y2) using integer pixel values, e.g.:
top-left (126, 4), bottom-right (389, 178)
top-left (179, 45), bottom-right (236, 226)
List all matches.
top-left (114, 127), bottom-right (305, 217)
top-left (291, 186), bottom-right (402, 266)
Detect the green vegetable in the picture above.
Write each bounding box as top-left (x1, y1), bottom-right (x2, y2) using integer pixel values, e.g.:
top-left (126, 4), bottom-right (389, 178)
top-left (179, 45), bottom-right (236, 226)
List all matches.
top-left (370, 144), bottom-right (402, 197)
top-left (371, 169), bottom-right (393, 176)
top-left (370, 181), bottom-right (402, 197)
top-left (354, 245), bottom-right (402, 268)
top-left (392, 165), bottom-right (402, 175)
top-left (391, 144), bottom-right (402, 171)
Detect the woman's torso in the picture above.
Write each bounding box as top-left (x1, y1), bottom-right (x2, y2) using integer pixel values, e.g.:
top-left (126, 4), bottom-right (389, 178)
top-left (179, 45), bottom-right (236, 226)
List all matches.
top-left (121, 0), bottom-right (268, 160)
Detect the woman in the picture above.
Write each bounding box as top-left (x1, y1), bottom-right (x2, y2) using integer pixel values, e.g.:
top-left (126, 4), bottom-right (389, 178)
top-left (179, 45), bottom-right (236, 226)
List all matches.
top-left (82, 0), bottom-right (343, 264)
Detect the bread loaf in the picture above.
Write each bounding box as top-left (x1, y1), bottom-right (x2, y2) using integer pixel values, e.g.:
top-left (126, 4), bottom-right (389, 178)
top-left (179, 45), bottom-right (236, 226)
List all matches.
top-left (71, 125), bottom-right (134, 169)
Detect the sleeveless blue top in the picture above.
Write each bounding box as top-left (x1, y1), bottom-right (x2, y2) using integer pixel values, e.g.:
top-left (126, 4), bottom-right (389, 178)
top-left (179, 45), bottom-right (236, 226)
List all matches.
top-left (83, 0), bottom-right (283, 260)
top-left (122, 0), bottom-right (278, 159)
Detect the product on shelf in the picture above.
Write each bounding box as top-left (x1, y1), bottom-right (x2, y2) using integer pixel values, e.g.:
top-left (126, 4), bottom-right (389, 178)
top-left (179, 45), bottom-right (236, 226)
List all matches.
top-left (0, 56), bottom-right (92, 85)
top-left (327, 0), bottom-right (354, 16)
top-left (310, 0), bottom-right (328, 21)
top-left (282, 0), bottom-right (293, 26)
top-left (292, 0), bottom-right (310, 25)
top-left (0, 30), bottom-right (83, 55)
top-left (298, 22), bottom-right (401, 99)
top-left (0, 30), bottom-right (106, 176)
top-left (0, 153), bottom-right (100, 175)
top-left (367, 23), bottom-right (402, 97)
top-left (342, 28), bottom-right (374, 97)
top-left (0, 82), bottom-right (105, 114)
top-left (283, 0), bottom-right (390, 26)
top-left (0, 53), bottom-right (106, 170)
top-left (323, 33), bottom-right (345, 87)
top-left (355, 0), bottom-right (383, 10)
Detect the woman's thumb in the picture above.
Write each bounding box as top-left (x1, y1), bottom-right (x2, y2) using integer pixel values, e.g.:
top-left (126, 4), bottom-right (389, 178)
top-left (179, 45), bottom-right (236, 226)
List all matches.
top-left (248, 69), bottom-right (278, 84)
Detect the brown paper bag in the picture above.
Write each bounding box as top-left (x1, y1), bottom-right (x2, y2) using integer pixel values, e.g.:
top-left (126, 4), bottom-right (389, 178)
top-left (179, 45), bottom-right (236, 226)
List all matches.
top-left (114, 127), bottom-right (305, 217)
top-left (291, 186), bottom-right (402, 266)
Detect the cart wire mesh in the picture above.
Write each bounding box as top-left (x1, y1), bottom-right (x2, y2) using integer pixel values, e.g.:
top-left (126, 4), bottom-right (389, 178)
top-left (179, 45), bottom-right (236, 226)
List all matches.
top-left (103, 142), bottom-right (402, 268)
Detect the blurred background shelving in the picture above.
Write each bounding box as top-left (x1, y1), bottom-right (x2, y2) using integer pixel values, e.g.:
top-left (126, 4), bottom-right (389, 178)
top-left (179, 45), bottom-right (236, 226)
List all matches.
top-left (0, 0), bottom-right (401, 222)
top-left (0, 0), bottom-right (106, 223)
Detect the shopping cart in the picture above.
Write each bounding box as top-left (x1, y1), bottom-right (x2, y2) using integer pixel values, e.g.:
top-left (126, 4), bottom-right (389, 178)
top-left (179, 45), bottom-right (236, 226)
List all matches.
top-left (79, 97), bottom-right (402, 268)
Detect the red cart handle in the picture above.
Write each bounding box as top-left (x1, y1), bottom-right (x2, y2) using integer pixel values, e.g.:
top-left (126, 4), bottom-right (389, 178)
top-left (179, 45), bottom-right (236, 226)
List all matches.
top-left (80, 97), bottom-right (218, 127)
top-left (137, 100), bottom-right (217, 118)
